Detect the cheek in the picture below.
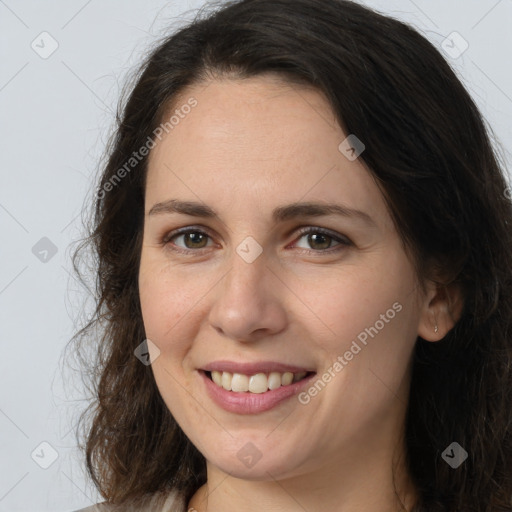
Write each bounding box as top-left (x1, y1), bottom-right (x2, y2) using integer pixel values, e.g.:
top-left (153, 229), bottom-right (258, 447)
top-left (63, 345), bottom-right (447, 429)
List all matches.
top-left (304, 263), bottom-right (420, 426)
top-left (305, 286), bottom-right (418, 446)
top-left (139, 265), bottom-right (203, 416)
top-left (138, 258), bottom-right (215, 363)
top-left (298, 263), bottom-right (416, 357)
top-left (139, 262), bottom-right (188, 350)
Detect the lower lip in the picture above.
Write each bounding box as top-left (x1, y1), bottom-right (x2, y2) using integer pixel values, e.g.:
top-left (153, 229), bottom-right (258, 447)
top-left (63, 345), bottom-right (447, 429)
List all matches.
top-left (199, 370), bottom-right (316, 414)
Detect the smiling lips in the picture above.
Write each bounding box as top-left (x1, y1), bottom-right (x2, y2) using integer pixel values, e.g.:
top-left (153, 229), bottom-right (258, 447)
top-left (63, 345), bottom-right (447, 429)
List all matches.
top-left (201, 361), bottom-right (314, 394)
top-left (200, 362), bottom-right (316, 413)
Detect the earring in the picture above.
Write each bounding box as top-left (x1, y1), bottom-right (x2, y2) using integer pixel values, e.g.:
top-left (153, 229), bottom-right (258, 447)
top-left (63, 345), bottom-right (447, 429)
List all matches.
top-left (434, 324), bottom-right (438, 333)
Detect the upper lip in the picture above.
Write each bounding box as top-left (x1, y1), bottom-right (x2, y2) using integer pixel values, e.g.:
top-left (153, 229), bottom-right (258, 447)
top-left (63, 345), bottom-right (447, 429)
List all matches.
top-left (201, 360), bottom-right (315, 374)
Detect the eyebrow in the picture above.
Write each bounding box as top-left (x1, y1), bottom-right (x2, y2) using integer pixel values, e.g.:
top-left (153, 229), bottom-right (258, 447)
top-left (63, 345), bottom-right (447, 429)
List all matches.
top-left (148, 199), bottom-right (377, 227)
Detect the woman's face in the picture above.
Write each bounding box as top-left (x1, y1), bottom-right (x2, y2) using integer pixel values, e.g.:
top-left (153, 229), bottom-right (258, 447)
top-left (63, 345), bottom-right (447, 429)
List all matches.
top-left (139, 75), bottom-right (433, 481)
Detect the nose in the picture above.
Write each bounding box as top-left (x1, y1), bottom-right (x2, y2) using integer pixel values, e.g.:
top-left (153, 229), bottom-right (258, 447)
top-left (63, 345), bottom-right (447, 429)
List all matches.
top-left (207, 248), bottom-right (288, 343)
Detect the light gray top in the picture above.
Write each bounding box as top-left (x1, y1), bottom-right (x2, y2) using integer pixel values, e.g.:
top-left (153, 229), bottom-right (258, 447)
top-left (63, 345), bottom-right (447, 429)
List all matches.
top-left (71, 491), bottom-right (187, 512)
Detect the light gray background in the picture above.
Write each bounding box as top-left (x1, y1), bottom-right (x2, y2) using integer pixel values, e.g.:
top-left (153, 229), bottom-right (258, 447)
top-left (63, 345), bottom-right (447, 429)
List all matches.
top-left (1, 1), bottom-right (511, 511)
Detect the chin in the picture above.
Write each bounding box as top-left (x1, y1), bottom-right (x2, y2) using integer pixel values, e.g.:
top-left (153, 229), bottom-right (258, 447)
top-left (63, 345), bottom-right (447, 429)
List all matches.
top-left (199, 435), bottom-right (311, 481)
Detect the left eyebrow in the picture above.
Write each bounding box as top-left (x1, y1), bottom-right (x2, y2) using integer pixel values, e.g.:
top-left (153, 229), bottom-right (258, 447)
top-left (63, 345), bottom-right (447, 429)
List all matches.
top-left (271, 201), bottom-right (377, 227)
top-left (148, 199), bottom-right (377, 228)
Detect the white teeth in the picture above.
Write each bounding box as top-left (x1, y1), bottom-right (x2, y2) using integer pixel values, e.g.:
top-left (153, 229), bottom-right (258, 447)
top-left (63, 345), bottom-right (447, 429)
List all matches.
top-left (211, 370), bottom-right (222, 386)
top-left (221, 371), bottom-right (232, 391)
top-left (281, 372), bottom-right (294, 386)
top-left (268, 372), bottom-right (282, 390)
top-left (209, 370), bottom-right (309, 393)
top-left (231, 373), bottom-right (249, 392)
top-left (249, 373), bottom-right (267, 393)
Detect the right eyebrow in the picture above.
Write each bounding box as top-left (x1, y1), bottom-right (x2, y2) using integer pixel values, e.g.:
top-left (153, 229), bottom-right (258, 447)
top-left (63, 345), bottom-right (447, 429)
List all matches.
top-left (148, 199), bottom-right (219, 219)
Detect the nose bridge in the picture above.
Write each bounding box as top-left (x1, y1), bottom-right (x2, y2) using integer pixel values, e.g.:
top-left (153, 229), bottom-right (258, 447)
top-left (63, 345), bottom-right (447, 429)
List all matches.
top-left (208, 243), bottom-right (287, 340)
top-left (221, 230), bottom-right (268, 292)
top-left (222, 244), bottom-right (269, 305)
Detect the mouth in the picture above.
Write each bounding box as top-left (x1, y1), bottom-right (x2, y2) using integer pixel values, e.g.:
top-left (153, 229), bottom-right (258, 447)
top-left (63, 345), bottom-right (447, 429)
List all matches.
top-left (198, 363), bottom-right (317, 414)
top-left (202, 369), bottom-right (315, 394)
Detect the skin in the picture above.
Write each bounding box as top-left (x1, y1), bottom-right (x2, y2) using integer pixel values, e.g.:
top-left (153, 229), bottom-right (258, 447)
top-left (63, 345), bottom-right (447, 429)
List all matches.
top-left (138, 74), bottom-right (461, 512)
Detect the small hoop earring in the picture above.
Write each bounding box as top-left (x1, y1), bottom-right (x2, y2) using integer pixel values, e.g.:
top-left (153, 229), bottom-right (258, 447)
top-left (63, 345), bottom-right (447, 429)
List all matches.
top-left (434, 324), bottom-right (438, 333)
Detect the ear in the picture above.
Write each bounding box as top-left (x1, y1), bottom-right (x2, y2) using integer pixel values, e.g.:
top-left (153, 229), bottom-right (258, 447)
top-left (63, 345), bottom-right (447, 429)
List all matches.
top-left (417, 280), bottom-right (464, 341)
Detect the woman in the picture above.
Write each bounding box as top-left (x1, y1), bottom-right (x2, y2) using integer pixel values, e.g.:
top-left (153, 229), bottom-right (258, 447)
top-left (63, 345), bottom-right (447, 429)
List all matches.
top-left (71, 0), bottom-right (512, 510)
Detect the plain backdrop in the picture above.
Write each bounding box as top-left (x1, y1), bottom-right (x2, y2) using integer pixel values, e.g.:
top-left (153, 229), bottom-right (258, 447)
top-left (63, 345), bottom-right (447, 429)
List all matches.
top-left (1, 1), bottom-right (511, 511)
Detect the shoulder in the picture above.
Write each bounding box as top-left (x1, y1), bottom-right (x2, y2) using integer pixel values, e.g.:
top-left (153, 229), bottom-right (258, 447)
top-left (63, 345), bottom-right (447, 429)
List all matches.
top-left (71, 490), bottom-right (187, 512)
top-left (71, 505), bottom-right (109, 512)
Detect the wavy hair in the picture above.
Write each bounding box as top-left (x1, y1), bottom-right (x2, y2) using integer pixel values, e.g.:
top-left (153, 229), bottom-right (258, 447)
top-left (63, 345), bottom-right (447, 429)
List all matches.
top-left (70, 0), bottom-right (512, 510)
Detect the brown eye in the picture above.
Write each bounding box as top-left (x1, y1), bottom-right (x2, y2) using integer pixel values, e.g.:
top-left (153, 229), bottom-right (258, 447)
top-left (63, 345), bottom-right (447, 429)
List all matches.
top-left (181, 232), bottom-right (209, 249)
top-left (306, 232), bottom-right (332, 250)
top-left (294, 228), bottom-right (351, 252)
top-left (163, 229), bottom-right (212, 251)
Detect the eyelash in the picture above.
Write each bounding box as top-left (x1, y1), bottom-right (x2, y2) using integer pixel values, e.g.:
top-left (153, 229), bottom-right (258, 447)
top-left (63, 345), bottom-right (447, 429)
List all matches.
top-left (160, 226), bottom-right (352, 255)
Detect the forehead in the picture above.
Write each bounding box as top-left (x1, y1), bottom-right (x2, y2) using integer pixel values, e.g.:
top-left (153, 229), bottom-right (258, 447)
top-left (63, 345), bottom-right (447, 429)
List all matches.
top-left (145, 76), bottom-right (390, 227)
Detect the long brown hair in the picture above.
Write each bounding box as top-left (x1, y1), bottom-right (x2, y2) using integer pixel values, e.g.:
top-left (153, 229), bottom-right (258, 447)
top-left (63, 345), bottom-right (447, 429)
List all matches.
top-left (69, 1), bottom-right (512, 510)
